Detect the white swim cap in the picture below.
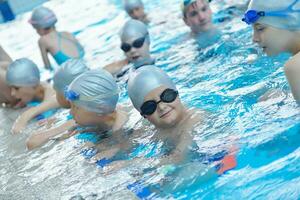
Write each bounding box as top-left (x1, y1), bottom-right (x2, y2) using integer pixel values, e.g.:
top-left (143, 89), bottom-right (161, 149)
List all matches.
top-left (29, 6), bottom-right (57, 29)
top-left (6, 58), bottom-right (40, 87)
top-left (53, 59), bottom-right (89, 94)
top-left (123, 0), bottom-right (144, 13)
top-left (66, 69), bottom-right (119, 115)
top-left (246, 0), bottom-right (300, 30)
top-left (128, 65), bottom-right (177, 112)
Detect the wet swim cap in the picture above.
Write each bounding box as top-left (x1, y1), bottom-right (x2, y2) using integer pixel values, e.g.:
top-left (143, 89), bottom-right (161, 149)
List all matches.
top-left (53, 59), bottom-right (89, 94)
top-left (29, 6), bottom-right (57, 29)
top-left (123, 0), bottom-right (144, 13)
top-left (128, 65), bottom-right (177, 112)
top-left (6, 58), bottom-right (40, 87)
top-left (120, 19), bottom-right (149, 43)
top-left (67, 69), bottom-right (119, 114)
top-left (247, 0), bottom-right (300, 30)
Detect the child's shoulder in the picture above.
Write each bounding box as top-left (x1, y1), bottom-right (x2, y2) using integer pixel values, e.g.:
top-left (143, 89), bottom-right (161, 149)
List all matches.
top-left (284, 52), bottom-right (300, 72)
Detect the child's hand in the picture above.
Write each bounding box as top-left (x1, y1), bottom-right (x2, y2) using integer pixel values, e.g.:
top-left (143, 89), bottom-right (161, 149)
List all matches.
top-left (11, 117), bottom-right (27, 134)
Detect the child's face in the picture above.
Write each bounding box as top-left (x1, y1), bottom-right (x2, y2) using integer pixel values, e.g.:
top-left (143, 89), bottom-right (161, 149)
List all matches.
top-left (128, 7), bottom-right (146, 21)
top-left (184, 0), bottom-right (213, 33)
top-left (35, 28), bottom-right (50, 36)
top-left (55, 91), bottom-right (70, 108)
top-left (252, 23), bottom-right (294, 56)
top-left (123, 36), bottom-right (150, 64)
top-left (142, 86), bottom-right (185, 129)
top-left (11, 86), bottom-right (36, 104)
top-left (70, 103), bottom-right (108, 126)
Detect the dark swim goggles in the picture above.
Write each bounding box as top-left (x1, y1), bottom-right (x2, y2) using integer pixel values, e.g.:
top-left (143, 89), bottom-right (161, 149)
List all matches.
top-left (242, 0), bottom-right (300, 25)
top-left (140, 88), bottom-right (178, 116)
top-left (121, 35), bottom-right (147, 52)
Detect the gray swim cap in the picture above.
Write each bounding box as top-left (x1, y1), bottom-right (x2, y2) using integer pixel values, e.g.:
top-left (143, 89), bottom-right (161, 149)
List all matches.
top-left (29, 6), bottom-right (57, 29)
top-left (248, 0), bottom-right (300, 30)
top-left (120, 19), bottom-right (149, 43)
top-left (53, 59), bottom-right (89, 94)
top-left (67, 69), bottom-right (119, 114)
top-left (128, 65), bottom-right (177, 112)
top-left (123, 0), bottom-right (144, 13)
top-left (6, 58), bottom-right (40, 87)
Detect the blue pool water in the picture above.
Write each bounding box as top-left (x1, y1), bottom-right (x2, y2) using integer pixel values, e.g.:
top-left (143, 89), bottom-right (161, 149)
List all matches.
top-left (0, 0), bottom-right (299, 199)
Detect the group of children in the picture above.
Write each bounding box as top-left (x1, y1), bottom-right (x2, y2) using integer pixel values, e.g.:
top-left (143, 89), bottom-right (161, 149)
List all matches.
top-left (0, 0), bottom-right (300, 186)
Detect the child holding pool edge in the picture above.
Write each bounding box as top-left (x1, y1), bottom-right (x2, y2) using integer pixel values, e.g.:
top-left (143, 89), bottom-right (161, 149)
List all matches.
top-left (6, 58), bottom-right (60, 134)
top-left (26, 59), bottom-right (88, 150)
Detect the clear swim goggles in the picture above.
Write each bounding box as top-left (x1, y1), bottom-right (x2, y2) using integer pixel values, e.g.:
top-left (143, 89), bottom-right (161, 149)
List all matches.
top-left (242, 0), bottom-right (300, 25)
top-left (64, 87), bottom-right (119, 102)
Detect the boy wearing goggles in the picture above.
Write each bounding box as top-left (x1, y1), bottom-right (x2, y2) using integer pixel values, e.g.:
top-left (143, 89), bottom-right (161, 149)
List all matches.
top-left (104, 19), bottom-right (154, 75)
top-left (128, 65), bottom-right (200, 142)
top-left (243, 0), bottom-right (300, 102)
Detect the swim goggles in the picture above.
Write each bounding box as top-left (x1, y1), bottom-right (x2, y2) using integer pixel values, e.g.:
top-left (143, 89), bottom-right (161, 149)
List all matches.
top-left (121, 34), bottom-right (148, 52)
top-left (64, 87), bottom-right (119, 102)
top-left (242, 0), bottom-right (300, 25)
top-left (140, 88), bottom-right (178, 116)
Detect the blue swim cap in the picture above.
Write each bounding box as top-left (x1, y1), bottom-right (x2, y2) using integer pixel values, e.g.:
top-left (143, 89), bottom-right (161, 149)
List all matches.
top-left (66, 69), bottom-right (119, 114)
top-left (29, 6), bottom-right (57, 29)
top-left (123, 0), bottom-right (144, 13)
top-left (6, 58), bottom-right (40, 87)
top-left (128, 65), bottom-right (177, 112)
top-left (53, 59), bottom-right (89, 94)
top-left (120, 19), bottom-right (149, 43)
top-left (247, 0), bottom-right (300, 30)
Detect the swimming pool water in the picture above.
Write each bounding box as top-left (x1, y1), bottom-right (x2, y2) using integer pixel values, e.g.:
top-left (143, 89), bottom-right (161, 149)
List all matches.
top-left (0, 0), bottom-right (299, 199)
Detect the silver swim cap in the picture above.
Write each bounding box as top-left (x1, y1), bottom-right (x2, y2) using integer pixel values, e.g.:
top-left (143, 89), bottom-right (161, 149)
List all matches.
top-left (120, 19), bottom-right (149, 43)
top-left (123, 0), bottom-right (144, 13)
top-left (53, 59), bottom-right (89, 94)
top-left (66, 69), bottom-right (119, 115)
top-left (128, 65), bottom-right (177, 112)
top-left (247, 0), bottom-right (300, 30)
top-left (6, 58), bottom-right (40, 87)
top-left (29, 6), bottom-right (57, 29)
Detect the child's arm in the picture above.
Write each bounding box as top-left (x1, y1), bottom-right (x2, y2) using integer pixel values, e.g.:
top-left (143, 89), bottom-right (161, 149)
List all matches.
top-left (103, 59), bottom-right (128, 75)
top-left (11, 97), bottom-right (60, 134)
top-left (285, 57), bottom-right (300, 102)
top-left (38, 39), bottom-right (52, 70)
top-left (26, 119), bottom-right (77, 150)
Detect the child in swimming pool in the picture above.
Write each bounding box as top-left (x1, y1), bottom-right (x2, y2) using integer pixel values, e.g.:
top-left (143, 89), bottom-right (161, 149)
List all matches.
top-left (100, 65), bottom-right (236, 176)
top-left (0, 45), bottom-right (18, 106)
top-left (26, 59), bottom-right (89, 150)
top-left (29, 6), bottom-right (84, 70)
top-left (123, 0), bottom-right (149, 24)
top-left (243, 0), bottom-right (300, 102)
top-left (64, 69), bottom-right (128, 152)
top-left (6, 58), bottom-right (59, 134)
top-left (104, 19), bottom-right (154, 75)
